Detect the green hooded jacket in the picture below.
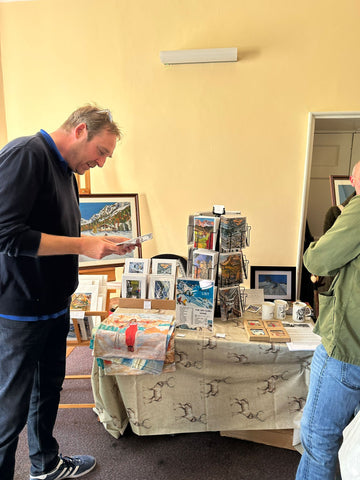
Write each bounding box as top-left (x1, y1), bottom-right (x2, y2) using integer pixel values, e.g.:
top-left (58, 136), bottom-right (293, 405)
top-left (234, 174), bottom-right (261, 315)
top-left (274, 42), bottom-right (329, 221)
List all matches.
top-left (304, 194), bottom-right (360, 365)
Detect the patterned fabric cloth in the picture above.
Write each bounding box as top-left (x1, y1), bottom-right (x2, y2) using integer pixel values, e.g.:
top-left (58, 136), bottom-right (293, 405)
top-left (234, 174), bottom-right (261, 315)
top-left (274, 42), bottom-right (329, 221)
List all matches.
top-left (91, 312), bottom-right (313, 438)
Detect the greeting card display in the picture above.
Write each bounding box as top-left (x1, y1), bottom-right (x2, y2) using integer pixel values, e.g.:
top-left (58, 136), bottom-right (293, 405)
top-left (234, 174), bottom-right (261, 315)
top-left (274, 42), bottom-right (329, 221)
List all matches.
top-left (186, 207), bottom-right (251, 321)
top-left (175, 278), bottom-right (215, 331)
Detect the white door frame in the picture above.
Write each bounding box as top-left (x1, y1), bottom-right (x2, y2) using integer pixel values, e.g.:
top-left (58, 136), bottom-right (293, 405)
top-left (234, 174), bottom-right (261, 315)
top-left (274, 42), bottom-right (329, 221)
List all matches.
top-left (297, 111), bottom-right (360, 298)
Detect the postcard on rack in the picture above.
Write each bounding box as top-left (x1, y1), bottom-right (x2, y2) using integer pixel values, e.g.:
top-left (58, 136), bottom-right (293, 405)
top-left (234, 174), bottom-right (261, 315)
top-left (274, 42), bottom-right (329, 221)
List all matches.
top-left (219, 214), bottom-right (247, 252)
top-left (187, 214), bottom-right (195, 244)
top-left (121, 274), bottom-right (148, 299)
top-left (187, 246), bottom-right (194, 276)
top-left (218, 285), bottom-right (243, 321)
top-left (218, 252), bottom-right (243, 287)
top-left (149, 274), bottom-right (175, 300)
top-left (151, 258), bottom-right (177, 276)
top-left (193, 216), bottom-right (220, 250)
top-left (124, 257), bottom-right (150, 274)
top-left (175, 278), bottom-right (215, 331)
top-left (192, 249), bottom-right (218, 280)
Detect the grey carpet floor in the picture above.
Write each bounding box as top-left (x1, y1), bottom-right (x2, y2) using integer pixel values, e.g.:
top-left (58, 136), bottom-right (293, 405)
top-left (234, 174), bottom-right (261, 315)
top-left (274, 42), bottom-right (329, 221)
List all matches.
top-left (14, 346), bottom-right (301, 480)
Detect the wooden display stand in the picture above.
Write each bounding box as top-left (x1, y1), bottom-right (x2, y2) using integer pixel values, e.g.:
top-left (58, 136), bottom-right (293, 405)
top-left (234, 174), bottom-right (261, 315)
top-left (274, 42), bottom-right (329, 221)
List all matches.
top-left (117, 298), bottom-right (176, 311)
top-left (61, 266), bottom-right (115, 409)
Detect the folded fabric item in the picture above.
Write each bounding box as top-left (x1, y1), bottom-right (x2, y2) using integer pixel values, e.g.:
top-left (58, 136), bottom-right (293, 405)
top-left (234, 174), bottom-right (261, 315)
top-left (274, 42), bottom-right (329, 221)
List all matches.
top-left (92, 312), bottom-right (176, 375)
top-left (99, 329), bottom-right (176, 375)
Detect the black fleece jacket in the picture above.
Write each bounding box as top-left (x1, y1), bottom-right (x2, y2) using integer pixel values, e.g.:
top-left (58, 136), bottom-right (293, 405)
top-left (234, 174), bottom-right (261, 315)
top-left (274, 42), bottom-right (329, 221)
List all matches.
top-left (0, 132), bottom-right (80, 316)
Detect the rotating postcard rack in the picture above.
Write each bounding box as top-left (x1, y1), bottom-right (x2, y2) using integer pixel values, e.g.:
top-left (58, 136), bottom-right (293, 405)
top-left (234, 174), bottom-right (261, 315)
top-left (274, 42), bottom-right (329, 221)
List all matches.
top-left (186, 206), bottom-right (251, 319)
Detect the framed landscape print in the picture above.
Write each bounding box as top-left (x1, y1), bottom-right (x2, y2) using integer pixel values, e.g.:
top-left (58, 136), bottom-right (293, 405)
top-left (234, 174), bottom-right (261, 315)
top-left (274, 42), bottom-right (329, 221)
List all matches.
top-left (329, 175), bottom-right (355, 206)
top-left (250, 266), bottom-right (296, 301)
top-left (79, 194), bottom-right (141, 268)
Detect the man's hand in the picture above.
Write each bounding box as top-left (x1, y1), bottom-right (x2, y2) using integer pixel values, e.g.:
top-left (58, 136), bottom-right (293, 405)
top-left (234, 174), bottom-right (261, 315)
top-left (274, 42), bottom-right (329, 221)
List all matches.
top-left (79, 235), bottom-right (136, 259)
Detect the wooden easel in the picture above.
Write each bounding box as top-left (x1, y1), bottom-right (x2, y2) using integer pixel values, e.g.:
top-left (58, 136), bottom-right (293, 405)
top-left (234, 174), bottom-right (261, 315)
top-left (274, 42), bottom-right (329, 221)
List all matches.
top-left (60, 266), bottom-right (116, 409)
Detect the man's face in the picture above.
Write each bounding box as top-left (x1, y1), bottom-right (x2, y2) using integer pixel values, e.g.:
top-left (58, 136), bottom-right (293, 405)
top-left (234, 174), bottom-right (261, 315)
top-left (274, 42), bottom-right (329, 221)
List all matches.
top-left (67, 125), bottom-right (117, 174)
top-left (350, 167), bottom-right (360, 195)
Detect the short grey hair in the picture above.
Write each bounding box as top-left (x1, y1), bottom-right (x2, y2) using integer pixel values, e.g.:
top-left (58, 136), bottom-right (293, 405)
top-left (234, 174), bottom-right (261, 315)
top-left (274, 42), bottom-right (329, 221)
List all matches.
top-left (61, 104), bottom-right (122, 141)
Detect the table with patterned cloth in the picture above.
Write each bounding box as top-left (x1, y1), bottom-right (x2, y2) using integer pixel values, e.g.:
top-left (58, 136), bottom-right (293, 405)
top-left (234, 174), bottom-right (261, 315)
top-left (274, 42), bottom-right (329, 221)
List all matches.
top-left (91, 312), bottom-right (313, 439)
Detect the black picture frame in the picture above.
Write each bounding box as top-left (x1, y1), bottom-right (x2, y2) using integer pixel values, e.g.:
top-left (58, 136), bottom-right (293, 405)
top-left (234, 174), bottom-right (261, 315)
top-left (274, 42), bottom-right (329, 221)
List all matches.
top-left (329, 175), bottom-right (355, 206)
top-left (250, 266), bottom-right (296, 301)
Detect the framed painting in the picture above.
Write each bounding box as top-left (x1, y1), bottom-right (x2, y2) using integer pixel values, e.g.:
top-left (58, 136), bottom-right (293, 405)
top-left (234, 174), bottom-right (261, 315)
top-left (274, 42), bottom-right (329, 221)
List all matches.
top-left (250, 266), bottom-right (296, 301)
top-left (79, 193), bottom-right (141, 268)
top-left (329, 175), bottom-right (355, 206)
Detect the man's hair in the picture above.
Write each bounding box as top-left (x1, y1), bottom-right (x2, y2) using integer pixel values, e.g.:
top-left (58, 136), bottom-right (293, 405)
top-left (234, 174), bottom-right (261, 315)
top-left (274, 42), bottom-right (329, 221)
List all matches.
top-left (61, 104), bottom-right (122, 141)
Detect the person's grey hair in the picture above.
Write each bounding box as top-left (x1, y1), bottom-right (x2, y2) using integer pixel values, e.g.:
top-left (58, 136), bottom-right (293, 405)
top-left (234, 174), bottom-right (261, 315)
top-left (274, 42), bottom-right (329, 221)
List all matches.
top-left (61, 104), bottom-right (122, 141)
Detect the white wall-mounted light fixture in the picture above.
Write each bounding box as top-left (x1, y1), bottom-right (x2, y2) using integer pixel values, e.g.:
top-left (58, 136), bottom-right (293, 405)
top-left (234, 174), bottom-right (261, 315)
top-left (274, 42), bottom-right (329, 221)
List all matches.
top-left (160, 47), bottom-right (237, 65)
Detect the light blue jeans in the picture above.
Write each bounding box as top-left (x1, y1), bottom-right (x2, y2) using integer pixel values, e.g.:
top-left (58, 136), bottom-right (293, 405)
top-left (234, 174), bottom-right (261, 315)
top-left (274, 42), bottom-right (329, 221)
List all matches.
top-left (296, 344), bottom-right (360, 480)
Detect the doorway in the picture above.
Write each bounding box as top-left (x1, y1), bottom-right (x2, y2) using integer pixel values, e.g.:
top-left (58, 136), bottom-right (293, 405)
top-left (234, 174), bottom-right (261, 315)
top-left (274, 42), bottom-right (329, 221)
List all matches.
top-left (297, 112), bottom-right (360, 299)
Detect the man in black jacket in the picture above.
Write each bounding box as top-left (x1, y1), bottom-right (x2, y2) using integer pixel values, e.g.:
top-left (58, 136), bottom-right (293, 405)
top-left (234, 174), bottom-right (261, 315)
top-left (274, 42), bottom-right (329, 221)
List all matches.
top-left (0, 105), bottom-right (135, 480)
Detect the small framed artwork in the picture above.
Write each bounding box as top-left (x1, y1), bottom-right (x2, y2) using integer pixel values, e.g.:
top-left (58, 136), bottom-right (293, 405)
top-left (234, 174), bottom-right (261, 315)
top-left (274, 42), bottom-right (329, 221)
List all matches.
top-left (75, 171), bottom-right (91, 194)
top-left (79, 194), bottom-right (141, 268)
top-left (70, 284), bottom-right (98, 311)
top-left (149, 275), bottom-right (175, 300)
top-left (121, 274), bottom-right (148, 299)
top-left (124, 258), bottom-right (150, 274)
top-left (250, 266), bottom-right (296, 301)
top-left (151, 258), bottom-right (177, 276)
top-left (329, 175), bottom-right (355, 206)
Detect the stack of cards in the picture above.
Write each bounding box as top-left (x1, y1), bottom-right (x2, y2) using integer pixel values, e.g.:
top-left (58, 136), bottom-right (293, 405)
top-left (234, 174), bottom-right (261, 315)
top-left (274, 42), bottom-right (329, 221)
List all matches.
top-left (149, 258), bottom-right (178, 300)
top-left (121, 258), bottom-right (150, 299)
top-left (218, 252), bottom-right (244, 287)
top-left (219, 214), bottom-right (248, 252)
top-left (192, 249), bottom-right (218, 280)
top-left (218, 285), bottom-right (244, 321)
top-left (193, 215), bottom-right (220, 250)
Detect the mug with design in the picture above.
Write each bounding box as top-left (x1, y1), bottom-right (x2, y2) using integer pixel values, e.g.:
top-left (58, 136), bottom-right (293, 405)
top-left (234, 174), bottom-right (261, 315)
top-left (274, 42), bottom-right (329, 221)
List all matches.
top-left (292, 301), bottom-right (311, 322)
top-left (262, 301), bottom-right (275, 320)
top-left (274, 299), bottom-right (289, 320)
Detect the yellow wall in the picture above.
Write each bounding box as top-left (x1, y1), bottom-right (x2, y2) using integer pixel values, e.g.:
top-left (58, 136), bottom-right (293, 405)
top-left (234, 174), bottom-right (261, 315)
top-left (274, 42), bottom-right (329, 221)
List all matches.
top-left (1, 0), bottom-right (360, 287)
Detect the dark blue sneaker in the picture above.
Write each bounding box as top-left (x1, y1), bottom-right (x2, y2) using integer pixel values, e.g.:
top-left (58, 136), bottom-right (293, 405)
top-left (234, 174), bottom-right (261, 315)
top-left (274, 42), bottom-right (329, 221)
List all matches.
top-left (29, 454), bottom-right (96, 479)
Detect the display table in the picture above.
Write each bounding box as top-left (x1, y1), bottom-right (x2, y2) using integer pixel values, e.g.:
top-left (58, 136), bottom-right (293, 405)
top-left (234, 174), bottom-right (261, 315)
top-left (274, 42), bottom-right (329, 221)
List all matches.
top-left (91, 312), bottom-right (313, 440)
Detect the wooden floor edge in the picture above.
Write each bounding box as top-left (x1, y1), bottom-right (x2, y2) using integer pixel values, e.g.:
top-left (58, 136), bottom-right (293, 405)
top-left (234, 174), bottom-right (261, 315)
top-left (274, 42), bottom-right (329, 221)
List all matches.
top-left (59, 403), bottom-right (95, 409)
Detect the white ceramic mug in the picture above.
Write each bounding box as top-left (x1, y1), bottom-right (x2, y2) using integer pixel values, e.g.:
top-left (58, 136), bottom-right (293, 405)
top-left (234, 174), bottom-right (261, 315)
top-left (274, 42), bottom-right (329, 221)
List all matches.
top-left (292, 301), bottom-right (312, 322)
top-left (262, 301), bottom-right (275, 320)
top-left (274, 299), bottom-right (289, 320)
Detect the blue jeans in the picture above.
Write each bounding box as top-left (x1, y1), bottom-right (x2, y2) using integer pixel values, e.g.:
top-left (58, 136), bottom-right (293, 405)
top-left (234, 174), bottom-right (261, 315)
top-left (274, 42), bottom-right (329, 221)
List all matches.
top-left (296, 344), bottom-right (360, 480)
top-left (0, 313), bottom-right (69, 480)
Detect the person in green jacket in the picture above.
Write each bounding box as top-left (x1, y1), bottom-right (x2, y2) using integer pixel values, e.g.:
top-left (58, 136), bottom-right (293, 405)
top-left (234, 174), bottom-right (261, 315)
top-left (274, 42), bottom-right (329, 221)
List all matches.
top-left (296, 161), bottom-right (360, 479)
